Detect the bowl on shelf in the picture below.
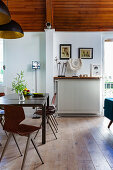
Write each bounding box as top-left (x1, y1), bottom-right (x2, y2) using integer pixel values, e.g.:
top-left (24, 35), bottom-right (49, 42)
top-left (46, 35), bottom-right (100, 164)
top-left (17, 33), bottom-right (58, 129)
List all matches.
top-left (32, 93), bottom-right (44, 97)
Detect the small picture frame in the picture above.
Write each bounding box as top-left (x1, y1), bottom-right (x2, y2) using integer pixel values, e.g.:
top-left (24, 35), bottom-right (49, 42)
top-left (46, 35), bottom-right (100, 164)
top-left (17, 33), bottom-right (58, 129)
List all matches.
top-left (60, 44), bottom-right (71, 60)
top-left (91, 64), bottom-right (101, 77)
top-left (79, 48), bottom-right (93, 59)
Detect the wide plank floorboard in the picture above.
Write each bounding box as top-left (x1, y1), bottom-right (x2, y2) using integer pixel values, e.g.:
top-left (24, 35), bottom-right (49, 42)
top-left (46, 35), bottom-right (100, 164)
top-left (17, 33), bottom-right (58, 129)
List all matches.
top-left (0, 116), bottom-right (113, 170)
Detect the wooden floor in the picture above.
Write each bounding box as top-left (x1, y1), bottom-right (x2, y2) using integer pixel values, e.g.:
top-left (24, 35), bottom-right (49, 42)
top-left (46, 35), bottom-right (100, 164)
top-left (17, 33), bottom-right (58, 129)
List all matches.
top-left (0, 116), bottom-right (113, 170)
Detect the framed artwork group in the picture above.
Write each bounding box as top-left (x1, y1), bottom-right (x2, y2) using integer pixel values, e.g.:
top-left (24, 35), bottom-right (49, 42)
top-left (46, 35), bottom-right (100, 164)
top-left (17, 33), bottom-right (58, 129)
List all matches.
top-left (59, 44), bottom-right (93, 60)
top-left (58, 44), bottom-right (101, 77)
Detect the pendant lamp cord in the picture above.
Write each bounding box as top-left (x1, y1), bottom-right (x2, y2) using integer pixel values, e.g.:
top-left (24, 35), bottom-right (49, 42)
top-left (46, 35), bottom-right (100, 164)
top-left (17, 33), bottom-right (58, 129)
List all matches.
top-left (7, 0), bottom-right (8, 7)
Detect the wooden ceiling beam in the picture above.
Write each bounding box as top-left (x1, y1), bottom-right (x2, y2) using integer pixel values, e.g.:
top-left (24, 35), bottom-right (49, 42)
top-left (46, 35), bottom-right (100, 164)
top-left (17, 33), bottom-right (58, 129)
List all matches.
top-left (46, 0), bottom-right (53, 28)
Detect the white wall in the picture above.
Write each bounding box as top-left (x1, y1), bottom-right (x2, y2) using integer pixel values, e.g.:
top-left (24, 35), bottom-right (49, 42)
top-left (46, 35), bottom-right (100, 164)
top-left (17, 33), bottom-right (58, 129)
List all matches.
top-left (53, 32), bottom-right (102, 76)
top-left (2, 31), bottom-right (104, 99)
top-left (3, 32), bottom-right (46, 94)
top-left (52, 31), bottom-right (105, 114)
top-left (2, 31), bottom-right (113, 113)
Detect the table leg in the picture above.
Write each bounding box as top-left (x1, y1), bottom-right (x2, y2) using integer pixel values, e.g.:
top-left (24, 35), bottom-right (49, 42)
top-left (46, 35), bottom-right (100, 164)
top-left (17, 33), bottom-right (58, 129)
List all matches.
top-left (42, 103), bottom-right (46, 144)
top-left (108, 120), bottom-right (113, 128)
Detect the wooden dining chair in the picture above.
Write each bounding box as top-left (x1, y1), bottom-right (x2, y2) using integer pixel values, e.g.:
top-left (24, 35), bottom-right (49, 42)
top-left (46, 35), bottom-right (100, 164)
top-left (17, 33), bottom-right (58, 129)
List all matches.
top-left (34, 93), bottom-right (58, 140)
top-left (0, 93), bottom-right (5, 97)
top-left (0, 93), bottom-right (5, 123)
top-left (0, 93), bottom-right (8, 146)
top-left (0, 105), bottom-right (44, 170)
top-left (0, 93), bottom-right (8, 137)
top-left (0, 93), bottom-right (22, 150)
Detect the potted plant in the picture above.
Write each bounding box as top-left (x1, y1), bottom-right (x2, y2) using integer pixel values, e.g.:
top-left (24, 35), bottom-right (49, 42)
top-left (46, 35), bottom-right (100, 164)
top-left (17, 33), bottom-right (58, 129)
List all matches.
top-left (12, 71), bottom-right (27, 101)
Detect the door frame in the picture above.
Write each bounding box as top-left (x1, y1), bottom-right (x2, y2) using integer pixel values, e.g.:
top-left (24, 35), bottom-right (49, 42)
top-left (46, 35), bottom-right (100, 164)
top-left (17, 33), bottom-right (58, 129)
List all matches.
top-left (101, 33), bottom-right (113, 115)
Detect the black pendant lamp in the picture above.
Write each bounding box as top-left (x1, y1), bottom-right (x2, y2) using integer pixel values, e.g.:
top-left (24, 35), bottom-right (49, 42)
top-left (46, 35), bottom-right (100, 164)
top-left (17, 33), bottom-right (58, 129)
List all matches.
top-left (0, 0), bottom-right (11, 25)
top-left (0, 0), bottom-right (24, 39)
top-left (0, 20), bottom-right (24, 39)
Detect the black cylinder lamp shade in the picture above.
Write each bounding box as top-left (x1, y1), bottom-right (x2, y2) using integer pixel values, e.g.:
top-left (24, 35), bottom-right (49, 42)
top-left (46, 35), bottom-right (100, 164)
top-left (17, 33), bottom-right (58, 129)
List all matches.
top-left (0, 20), bottom-right (24, 39)
top-left (0, 0), bottom-right (11, 25)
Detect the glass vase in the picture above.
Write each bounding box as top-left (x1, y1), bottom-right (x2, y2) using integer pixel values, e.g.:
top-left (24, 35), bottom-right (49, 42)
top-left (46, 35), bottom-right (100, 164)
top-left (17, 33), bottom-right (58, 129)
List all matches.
top-left (18, 92), bottom-right (25, 101)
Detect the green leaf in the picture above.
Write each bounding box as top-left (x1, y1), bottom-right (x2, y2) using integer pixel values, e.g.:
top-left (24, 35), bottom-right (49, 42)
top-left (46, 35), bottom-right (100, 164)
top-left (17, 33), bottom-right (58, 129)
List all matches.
top-left (12, 71), bottom-right (27, 94)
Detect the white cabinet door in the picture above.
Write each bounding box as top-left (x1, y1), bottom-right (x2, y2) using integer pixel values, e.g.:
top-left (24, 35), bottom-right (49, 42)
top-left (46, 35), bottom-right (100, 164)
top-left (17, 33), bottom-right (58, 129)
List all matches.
top-left (58, 79), bottom-right (100, 114)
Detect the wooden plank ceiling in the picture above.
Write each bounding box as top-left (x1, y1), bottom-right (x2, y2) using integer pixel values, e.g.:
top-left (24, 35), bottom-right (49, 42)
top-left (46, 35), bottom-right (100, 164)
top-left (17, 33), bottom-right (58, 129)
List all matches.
top-left (3, 0), bottom-right (46, 32)
top-left (2, 0), bottom-right (113, 32)
top-left (52, 0), bottom-right (113, 31)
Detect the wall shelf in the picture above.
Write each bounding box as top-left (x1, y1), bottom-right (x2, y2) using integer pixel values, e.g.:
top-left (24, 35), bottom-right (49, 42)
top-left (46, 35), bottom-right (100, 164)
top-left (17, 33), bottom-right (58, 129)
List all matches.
top-left (54, 76), bottom-right (101, 80)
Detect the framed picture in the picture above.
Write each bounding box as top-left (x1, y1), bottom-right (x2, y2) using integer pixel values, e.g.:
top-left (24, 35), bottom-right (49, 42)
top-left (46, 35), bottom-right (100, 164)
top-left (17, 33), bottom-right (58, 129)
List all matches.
top-left (60, 44), bottom-right (71, 60)
top-left (91, 64), bottom-right (101, 77)
top-left (79, 48), bottom-right (93, 59)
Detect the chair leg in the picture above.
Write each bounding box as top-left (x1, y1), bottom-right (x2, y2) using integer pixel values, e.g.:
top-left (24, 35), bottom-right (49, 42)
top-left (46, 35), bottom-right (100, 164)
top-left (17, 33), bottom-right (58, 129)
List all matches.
top-left (51, 115), bottom-right (58, 130)
top-left (51, 115), bottom-right (58, 128)
top-left (12, 134), bottom-right (22, 156)
top-left (34, 129), bottom-right (40, 140)
top-left (4, 131), bottom-right (8, 137)
top-left (34, 122), bottom-right (42, 140)
top-left (53, 114), bottom-right (58, 125)
top-left (108, 120), bottom-right (113, 128)
top-left (0, 121), bottom-right (8, 137)
top-left (47, 117), bottom-right (57, 139)
top-left (21, 134), bottom-right (31, 170)
top-left (31, 138), bottom-right (44, 164)
top-left (0, 119), bottom-right (3, 127)
top-left (49, 116), bottom-right (58, 133)
top-left (0, 133), bottom-right (12, 162)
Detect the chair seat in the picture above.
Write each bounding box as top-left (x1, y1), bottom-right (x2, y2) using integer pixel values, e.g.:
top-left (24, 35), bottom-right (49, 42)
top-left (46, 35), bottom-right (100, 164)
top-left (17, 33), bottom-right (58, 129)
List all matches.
top-left (17, 124), bottom-right (41, 136)
top-left (47, 109), bottom-right (55, 114)
top-left (46, 106), bottom-right (55, 110)
top-left (36, 109), bottom-right (55, 115)
top-left (35, 106), bottom-right (55, 116)
top-left (47, 105), bottom-right (55, 111)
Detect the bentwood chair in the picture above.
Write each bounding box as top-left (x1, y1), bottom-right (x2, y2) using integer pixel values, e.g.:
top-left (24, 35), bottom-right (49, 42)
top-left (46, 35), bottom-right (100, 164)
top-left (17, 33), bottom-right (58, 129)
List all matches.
top-left (34, 93), bottom-right (58, 140)
top-left (0, 105), bottom-right (44, 170)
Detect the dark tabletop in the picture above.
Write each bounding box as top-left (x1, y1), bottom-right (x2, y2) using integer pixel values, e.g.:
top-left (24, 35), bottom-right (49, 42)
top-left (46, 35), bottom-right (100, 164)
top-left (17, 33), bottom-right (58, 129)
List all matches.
top-left (0, 93), bottom-right (49, 107)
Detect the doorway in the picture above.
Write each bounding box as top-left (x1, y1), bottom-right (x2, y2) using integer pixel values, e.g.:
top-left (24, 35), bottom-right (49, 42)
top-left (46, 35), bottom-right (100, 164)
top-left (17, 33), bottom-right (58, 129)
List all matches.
top-left (104, 40), bottom-right (113, 98)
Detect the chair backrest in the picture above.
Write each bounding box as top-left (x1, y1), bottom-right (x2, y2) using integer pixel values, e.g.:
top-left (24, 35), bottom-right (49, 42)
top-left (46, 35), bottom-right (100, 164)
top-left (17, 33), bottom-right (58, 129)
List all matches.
top-left (3, 105), bottom-right (25, 133)
top-left (0, 93), bottom-right (5, 110)
top-left (51, 93), bottom-right (56, 107)
top-left (0, 93), bottom-right (5, 97)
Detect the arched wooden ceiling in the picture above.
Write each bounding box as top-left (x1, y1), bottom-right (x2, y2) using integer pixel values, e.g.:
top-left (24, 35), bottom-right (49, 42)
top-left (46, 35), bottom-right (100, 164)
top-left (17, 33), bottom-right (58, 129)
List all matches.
top-left (2, 0), bottom-right (113, 32)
